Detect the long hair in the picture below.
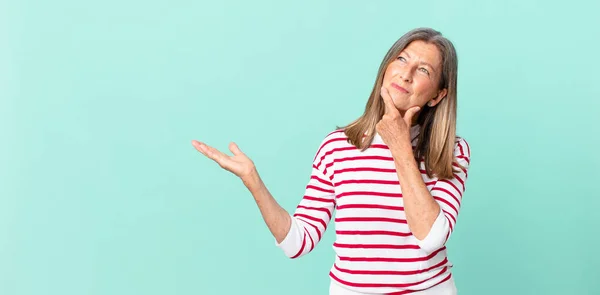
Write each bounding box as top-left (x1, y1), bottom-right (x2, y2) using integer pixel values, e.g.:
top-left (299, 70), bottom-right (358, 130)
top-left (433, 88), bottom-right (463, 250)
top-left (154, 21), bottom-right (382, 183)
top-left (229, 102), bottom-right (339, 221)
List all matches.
top-left (338, 27), bottom-right (460, 180)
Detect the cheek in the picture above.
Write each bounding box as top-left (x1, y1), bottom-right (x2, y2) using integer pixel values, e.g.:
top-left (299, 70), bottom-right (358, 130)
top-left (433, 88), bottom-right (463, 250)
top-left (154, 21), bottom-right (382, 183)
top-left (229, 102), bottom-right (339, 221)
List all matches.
top-left (382, 68), bottom-right (392, 83)
top-left (413, 78), bottom-right (436, 98)
top-left (382, 64), bottom-right (399, 83)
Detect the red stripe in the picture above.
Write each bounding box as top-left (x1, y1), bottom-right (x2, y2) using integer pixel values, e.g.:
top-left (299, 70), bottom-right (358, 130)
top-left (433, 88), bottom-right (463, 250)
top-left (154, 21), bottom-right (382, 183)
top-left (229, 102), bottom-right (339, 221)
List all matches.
top-left (336, 155), bottom-right (394, 163)
top-left (306, 185), bottom-right (334, 194)
top-left (452, 162), bottom-right (467, 175)
top-left (315, 143), bottom-right (393, 169)
top-left (313, 134), bottom-right (346, 162)
top-left (453, 174), bottom-right (465, 191)
top-left (457, 140), bottom-right (465, 156)
top-left (336, 230), bottom-right (412, 237)
top-left (323, 167), bottom-right (331, 179)
top-left (337, 204), bottom-right (404, 211)
top-left (316, 146), bottom-right (358, 169)
top-left (294, 213), bottom-right (327, 229)
top-left (337, 247), bottom-right (445, 263)
top-left (297, 205), bottom-right (332, 219)
top-left (442, 209), bottom-right (456, 226)
top-left (307, 228), bottom-right (315, 251)
top-left (335, 167), bottom-right (396, 175)
top-left (447, 218), bottom-right (454, 232)
top-left (325, 155), bottom-right (394, 171)
top-left (291, 231), bottom-right (307, 259)
top-left (302, 196), bottom-right (335, 204)
top-left (333, 243), bottom-right (420, 250)
top-left (332, 257), bottom-right (448, 275)
top-left (463, 139), bottom-right (471, 155)
top-left (431, 187), bottom-right (460, 206)
top-left (452, 164), bottom-right (468, 179)
top-left (337, 191), bottom-right (402, 199)
top-left (434, 197), bottom-right (458, 215)
top-left (334, 179), bottom-right (436, 187)
top-left (423, 257), bottom-right (449, 272)
top-left (297, 217), bottom-right (322, 241)
top-left (337, 179), bottom-right (399, 186)
top-left (329, 265), bottom-right (447, 288)
top-left (456, 155), bottom-right (470, 164)
top-left (335, 217), bottom-right (407, 224)
top-left (438, 179), bottom-right (463, 197)
top-left (311, 175), bottom-right (333, 187)
top-left (333, 167), bottom-right (431, 176)
top-left (313, 165), bottom-right (334, 182)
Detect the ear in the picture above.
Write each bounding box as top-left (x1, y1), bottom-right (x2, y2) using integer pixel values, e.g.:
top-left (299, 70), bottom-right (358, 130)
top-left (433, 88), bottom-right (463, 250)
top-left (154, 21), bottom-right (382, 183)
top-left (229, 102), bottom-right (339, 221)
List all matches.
top-left (428, 88), bottom-right (447, 107)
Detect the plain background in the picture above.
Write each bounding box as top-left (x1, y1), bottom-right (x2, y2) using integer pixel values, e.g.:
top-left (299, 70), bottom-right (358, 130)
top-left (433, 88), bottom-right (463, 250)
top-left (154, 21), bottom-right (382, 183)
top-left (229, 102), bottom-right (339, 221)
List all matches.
top-left (2, 0), bottom-right (599, 294)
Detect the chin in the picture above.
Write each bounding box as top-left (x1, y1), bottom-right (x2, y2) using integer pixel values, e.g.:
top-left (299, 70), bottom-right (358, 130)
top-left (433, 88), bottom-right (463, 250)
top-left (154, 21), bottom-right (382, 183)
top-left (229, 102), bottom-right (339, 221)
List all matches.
top-left (391, 99), bottom-right (407, 110)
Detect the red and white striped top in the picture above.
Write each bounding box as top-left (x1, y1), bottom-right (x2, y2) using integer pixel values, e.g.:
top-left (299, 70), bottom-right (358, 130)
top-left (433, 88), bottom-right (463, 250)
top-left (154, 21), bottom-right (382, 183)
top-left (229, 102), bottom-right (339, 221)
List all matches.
top-left (276, 124), bottom-right (471, 294)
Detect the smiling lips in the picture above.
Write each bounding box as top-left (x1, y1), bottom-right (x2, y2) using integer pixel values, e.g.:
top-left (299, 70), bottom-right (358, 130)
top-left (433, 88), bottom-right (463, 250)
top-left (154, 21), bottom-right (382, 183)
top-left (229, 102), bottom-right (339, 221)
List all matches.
top-left (391, 83), bottom-right (409, 93)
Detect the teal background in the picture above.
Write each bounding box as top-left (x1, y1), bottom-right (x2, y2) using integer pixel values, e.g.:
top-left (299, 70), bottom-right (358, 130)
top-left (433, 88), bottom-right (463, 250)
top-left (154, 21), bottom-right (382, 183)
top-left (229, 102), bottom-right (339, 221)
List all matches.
top-left (2, 0), bottom-right (599, 294)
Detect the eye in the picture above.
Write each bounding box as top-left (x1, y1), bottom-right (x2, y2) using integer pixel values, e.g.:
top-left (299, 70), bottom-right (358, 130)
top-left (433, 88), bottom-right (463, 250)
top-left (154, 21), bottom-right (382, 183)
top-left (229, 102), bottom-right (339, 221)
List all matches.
top-left (419, 67), bottom-right (430, 75)
top-left (397, 56), bottom-right (406, 62)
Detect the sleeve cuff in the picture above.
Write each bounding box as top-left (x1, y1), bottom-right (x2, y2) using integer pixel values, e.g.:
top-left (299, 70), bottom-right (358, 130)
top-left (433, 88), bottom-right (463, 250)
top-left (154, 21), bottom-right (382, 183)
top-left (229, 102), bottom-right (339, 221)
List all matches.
top-left (275, 214), bottom-right (304, 258)
top-left (415, 209), bottom-right (449, 253)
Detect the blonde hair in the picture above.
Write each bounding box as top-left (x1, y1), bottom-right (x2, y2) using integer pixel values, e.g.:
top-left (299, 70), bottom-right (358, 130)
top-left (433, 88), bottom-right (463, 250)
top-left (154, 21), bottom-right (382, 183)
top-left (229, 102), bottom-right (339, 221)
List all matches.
top-left (339, 27), bottom-right (461, 180)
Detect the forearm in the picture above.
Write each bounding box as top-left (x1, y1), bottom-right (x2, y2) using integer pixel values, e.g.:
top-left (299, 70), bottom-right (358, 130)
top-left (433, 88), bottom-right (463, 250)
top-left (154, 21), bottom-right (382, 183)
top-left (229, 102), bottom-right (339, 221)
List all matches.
top-left (242, 168), bottom-right (292, 243)
top-left (391, 143), bottom-right (440, 240)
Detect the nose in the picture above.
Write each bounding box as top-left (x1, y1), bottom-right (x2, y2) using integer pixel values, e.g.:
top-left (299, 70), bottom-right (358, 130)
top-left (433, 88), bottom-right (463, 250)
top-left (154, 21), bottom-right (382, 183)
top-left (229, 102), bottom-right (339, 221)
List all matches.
top-left (399, 68), bottom-right (412, 83)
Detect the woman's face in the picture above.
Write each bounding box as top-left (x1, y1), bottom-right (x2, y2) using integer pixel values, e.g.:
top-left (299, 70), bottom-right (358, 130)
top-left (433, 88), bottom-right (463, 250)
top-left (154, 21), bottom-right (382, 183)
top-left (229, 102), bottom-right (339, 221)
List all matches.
top-left (382, 40), bottom-right (447, 114)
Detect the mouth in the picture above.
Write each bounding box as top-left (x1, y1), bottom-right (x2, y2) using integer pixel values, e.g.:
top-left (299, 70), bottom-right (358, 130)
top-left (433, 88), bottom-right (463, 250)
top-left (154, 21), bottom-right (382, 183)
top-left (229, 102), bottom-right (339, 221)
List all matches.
top-left (391, 83), bottom-right (409, 93)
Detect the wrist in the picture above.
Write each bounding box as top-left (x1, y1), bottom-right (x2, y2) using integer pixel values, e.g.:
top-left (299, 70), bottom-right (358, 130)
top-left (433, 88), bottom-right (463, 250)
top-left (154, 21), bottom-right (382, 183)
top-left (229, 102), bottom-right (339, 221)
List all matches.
top-left (242, 167), bottom-right (260, 189)
top-left (390, 140), bottom-right (413, 158)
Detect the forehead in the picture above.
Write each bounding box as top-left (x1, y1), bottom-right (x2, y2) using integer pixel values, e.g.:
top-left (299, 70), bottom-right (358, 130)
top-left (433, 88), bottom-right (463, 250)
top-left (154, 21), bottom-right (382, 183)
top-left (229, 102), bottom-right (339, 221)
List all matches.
top-left (400, 40), bottom-right (442, 68)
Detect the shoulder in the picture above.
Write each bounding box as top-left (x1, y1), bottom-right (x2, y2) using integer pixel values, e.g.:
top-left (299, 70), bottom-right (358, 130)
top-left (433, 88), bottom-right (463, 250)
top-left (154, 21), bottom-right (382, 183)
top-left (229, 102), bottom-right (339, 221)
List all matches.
top-left (313, 128), bottom-right (347, 161)
top-left (454, 136), bottom-right (470, 156)
top-left (319, 128), bottom-right (348, 148)
top-left (454, 136), bottom-right (471, 165)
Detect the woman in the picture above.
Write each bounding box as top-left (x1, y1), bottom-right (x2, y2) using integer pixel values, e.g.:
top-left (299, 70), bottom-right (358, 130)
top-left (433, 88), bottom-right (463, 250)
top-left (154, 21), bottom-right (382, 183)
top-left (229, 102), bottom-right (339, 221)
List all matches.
top-left (192, 27), bottom-right (471, 295)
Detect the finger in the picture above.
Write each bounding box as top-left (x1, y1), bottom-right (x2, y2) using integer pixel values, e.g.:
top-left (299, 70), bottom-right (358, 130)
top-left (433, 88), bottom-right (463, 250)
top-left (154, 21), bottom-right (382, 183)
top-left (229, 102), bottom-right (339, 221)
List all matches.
top-left (380, 86), bottom-right (399, 116)
top-left (192, 140), bottom-right (207, 154)
top-left (229, 142), bottom-right (244, 156)
top-left (403, 106), bottom-right (421, 125)
top-left (192, 140), bottom-right (229, 163)
top-left (206, 146), bottom-right (230, 164)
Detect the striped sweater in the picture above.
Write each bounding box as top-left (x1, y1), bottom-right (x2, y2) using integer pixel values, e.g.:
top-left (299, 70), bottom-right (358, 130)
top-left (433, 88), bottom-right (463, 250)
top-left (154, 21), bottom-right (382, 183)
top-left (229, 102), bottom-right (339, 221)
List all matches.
top-left (276, 124), bottom-right (471, 294)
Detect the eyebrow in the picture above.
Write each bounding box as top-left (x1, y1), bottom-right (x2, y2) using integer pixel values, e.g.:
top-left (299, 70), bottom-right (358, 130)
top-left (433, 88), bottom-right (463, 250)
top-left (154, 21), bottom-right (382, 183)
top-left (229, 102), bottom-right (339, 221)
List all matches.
top-left (400, 51), bottom-right (437, 72)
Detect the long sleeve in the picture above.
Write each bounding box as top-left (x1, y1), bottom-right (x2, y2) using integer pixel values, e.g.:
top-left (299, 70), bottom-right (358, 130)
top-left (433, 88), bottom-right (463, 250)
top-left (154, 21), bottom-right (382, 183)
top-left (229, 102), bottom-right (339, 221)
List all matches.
top-left (276, 133), bottom-right (338, 259)
top-left (415, 137), bottom-right (471, 253)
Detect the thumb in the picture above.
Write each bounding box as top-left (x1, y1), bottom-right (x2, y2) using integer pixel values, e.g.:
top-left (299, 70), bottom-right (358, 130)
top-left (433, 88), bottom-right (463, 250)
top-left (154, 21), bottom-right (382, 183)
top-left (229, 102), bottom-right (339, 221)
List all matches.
top-left (404, 106), bottom-right (421, 125)
top-left (229, 142), bottom-right (244, 156)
